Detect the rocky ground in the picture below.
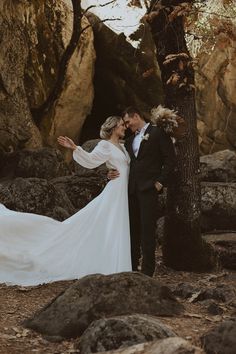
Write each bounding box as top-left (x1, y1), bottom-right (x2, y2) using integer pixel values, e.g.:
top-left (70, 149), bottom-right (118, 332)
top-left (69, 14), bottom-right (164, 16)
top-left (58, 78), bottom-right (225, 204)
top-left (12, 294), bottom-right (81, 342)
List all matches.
top-left (0, 247), bottom-right (235, 354)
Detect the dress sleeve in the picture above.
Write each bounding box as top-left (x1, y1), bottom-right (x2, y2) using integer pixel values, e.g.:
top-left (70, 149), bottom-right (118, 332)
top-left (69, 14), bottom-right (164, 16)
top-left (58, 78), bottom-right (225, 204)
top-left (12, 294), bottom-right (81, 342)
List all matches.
top-left (72, 140), bottom-right (110, 169)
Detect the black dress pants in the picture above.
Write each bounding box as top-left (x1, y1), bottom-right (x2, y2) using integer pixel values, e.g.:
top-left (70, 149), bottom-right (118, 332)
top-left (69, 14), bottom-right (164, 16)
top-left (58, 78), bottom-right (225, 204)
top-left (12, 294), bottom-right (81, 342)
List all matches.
top-left (128, 186), bottom-right (158, 276)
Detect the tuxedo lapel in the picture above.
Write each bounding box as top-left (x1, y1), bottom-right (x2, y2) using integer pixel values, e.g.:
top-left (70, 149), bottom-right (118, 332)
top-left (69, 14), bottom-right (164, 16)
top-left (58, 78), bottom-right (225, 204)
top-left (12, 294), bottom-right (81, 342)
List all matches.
top-left (137, 124), bottom-right (153, 158)
top-left (126, 134), bottom-right (136, 160)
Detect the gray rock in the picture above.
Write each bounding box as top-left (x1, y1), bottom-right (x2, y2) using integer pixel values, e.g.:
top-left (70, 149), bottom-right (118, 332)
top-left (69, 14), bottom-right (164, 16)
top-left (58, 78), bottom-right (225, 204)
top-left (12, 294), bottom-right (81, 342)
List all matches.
top-left (201, 319), bottom-right (236, 354)
top-left (52, 174), bottom-right (106, 210)
top-left (206, 302), bottom-right (224, 316)
top-left (24, 272), bottom-right (184, 339)
top-left (193, 284), bottom-right (235, 303)
top-left (203, 233), bottom-right (236, 270)
top-left (172, 283), bottom-right (199, 300)
top-left (0, 177), bottom-right (75, 220)
top-left (173, 282), bottom-right (235, 304)
top-left (96, 337), bottom-right (204, 354)
top-left (73, 140), bottom-right (108, 178)
top-left (0, 148), bottom-right (70, 180)
top-left (156, 183), bottom-right (236, 233)
top-left (201, 182), bottom-right (236, 231)
top-left (200, 150), bottom-right (236, 182)
top-left (76, 314), bottom-right (176, 354)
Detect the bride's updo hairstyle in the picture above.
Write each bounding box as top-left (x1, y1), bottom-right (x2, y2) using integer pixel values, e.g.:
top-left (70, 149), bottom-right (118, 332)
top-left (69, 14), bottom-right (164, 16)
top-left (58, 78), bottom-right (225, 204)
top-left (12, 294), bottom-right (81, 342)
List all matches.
top-left (100, 116), bottom-right (122, 140)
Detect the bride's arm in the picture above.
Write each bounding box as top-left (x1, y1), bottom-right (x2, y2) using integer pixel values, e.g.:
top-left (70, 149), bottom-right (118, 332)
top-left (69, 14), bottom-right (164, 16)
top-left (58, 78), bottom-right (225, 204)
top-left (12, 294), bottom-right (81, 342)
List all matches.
top-left (58, 136), bottom-right (110, 169)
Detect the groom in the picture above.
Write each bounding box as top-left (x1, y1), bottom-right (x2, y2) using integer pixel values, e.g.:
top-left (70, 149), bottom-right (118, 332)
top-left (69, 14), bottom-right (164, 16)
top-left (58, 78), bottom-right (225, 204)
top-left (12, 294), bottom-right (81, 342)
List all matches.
top-left (109, 107), bottom-right (176, 276)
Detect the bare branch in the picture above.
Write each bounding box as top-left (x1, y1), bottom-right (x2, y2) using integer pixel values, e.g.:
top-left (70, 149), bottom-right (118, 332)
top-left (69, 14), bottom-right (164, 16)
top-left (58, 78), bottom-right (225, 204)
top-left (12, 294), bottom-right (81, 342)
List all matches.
top-left (80, 17), bottom-right (122, 35)
top-left (83, 0), bottom-right (116, 16)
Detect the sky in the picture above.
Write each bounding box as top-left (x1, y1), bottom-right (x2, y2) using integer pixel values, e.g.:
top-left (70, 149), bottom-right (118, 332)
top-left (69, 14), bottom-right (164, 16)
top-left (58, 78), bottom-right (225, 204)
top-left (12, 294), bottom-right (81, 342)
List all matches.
top-left (64, 0), bottom-right (146, 37)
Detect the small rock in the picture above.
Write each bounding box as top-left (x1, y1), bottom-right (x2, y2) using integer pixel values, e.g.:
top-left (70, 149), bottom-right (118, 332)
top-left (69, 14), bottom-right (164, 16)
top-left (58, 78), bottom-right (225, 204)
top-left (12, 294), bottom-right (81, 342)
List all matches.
top-left (96, 337), bottom-right (204, 354)
top-left (194, 284), bottom-right (235, 303)
top-left (173, 283), bottom-right (199, 299)
top-left (207, 302), bottom-right (224, 316)
top-left (76, 314), bottom-right (176, 353)
top-left (201, 319), bottom-right (236, 354)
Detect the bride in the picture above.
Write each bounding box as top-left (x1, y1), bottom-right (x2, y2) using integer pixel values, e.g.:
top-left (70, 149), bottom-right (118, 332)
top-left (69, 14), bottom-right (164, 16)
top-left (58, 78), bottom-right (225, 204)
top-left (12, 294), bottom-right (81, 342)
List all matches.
top-left (0, 116), bottom-right (131, 286)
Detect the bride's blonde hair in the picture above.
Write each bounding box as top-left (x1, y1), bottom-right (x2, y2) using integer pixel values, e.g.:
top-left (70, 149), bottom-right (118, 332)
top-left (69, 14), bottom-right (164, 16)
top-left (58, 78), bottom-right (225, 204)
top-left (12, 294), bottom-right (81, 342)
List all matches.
top-left (100, 116), bottom-right (122, 140)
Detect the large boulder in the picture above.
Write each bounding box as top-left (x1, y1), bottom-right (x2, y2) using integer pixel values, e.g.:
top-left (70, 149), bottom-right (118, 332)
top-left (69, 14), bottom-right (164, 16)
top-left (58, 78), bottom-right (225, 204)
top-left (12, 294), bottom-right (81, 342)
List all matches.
top-left (0, 0), bottom-right (95, 152)
top-left (96, 337), bottom-right (204, 354)
top-left (0, 148), bottom-right (70, 180)
top-left (201, 319), bottom-right (236, 354)
top-left (201, 182), bottom-right (236, 231)
top-left (203, 233), bottom-right (236, 270)
top-left (73, 139), bottom-right (108, 177)
top-left (52, 174), bottom-right (106, 210)
top-left (24, 272), bottom-right (184, 339)
top-left (200, 150), bottom-right (236, 182)
top-left (0, 177), bottom-right (75, 220)
top-left (157, 182), bottom-right (236, 237)
top-left (76, 314), bottom-right (176, 354)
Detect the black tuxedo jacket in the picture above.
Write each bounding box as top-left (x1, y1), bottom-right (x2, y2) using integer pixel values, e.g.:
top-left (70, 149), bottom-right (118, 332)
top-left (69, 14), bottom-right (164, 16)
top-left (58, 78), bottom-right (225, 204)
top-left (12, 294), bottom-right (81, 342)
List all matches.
top-left (125, 124), bottom-right (176, 194)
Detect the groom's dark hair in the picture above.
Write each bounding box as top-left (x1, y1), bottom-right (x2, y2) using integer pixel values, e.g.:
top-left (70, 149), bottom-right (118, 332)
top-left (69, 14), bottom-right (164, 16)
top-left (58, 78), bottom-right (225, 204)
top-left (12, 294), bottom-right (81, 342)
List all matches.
top-left (122, 106), bottom-right (142, 118)
top-left (122, 106), bottom-right (149, 122)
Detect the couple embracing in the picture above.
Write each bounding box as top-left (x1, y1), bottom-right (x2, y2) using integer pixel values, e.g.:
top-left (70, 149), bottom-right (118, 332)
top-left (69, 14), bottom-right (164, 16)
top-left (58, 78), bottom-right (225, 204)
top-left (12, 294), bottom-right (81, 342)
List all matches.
top-left (0, 107), bottom-right (176, 286)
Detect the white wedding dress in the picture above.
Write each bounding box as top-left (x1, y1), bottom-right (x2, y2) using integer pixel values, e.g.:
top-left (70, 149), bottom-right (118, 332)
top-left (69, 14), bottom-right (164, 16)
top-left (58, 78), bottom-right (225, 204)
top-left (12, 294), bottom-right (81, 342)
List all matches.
top-left (0, 140), bottom-right (131, 286)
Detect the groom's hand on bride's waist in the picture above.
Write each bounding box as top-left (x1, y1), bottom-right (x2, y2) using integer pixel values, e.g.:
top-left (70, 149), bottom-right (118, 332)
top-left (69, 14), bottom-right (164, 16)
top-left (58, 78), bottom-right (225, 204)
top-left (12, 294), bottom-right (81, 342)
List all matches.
top-left (107, 169), bottom-right (120, 180)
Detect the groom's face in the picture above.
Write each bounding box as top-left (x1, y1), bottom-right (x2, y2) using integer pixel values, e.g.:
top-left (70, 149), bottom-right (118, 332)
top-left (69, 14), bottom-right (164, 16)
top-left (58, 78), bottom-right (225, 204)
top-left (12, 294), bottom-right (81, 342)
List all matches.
top-left (123, 113), bottom-right (140, 133)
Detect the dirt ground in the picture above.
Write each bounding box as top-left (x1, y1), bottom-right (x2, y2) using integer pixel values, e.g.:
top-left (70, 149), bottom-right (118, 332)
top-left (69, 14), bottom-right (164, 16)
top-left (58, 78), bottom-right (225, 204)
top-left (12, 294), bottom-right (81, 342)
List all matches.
top-left (0, 262), bottom-right (235, 354)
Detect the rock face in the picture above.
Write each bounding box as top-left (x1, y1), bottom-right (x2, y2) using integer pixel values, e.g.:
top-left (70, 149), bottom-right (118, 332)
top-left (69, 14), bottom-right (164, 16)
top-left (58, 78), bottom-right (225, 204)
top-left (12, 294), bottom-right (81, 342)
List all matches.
top-left (39, 11), bottom-right (95, 149)
top-left (201, 320), bottom-right (236, 354)
top-left (196, 32), bottom-right (236, 154)
top-left (96, 337), bottom-right (204, 354)
top-left (25, 272), bottom-right (184, 339)
top-left (0, 0), bottom-right (95, 153)
top-left (80, 13), bottom-right (163, 142)
top-left (0, 1), bottom-right (42, 151)
top-left (200, 150), bottom-right (236, 182)
top-left (76, 314), bottom-right (176, 354)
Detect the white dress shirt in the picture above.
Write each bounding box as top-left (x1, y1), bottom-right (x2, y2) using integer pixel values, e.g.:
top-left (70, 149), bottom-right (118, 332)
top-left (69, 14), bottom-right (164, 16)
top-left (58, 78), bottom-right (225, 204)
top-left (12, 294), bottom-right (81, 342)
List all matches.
top-left (132, 123), bottom-right (150, 157)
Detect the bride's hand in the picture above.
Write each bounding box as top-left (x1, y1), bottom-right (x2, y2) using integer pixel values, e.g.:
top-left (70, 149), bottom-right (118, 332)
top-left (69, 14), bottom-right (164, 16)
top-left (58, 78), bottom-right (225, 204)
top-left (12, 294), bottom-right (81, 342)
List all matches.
top-left (57, 136), bottom-right (77, 151)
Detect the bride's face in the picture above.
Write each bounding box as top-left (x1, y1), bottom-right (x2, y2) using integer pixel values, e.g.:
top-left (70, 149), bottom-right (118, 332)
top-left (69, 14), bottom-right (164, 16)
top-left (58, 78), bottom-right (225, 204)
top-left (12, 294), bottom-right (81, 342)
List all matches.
top-left (113, 119), bottom-right (126, 139)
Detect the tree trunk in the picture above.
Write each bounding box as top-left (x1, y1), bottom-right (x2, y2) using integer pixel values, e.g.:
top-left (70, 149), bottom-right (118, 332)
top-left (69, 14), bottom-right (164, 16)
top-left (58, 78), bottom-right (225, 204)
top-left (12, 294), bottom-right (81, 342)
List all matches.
top-left (147, 0), bottom-right (215, 270)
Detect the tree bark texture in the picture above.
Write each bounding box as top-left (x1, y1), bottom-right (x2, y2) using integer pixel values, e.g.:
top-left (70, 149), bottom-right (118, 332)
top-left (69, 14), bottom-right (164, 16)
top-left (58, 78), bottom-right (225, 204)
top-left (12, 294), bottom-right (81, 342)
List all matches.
top-left (147, 0), bottom-right (214, 270)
